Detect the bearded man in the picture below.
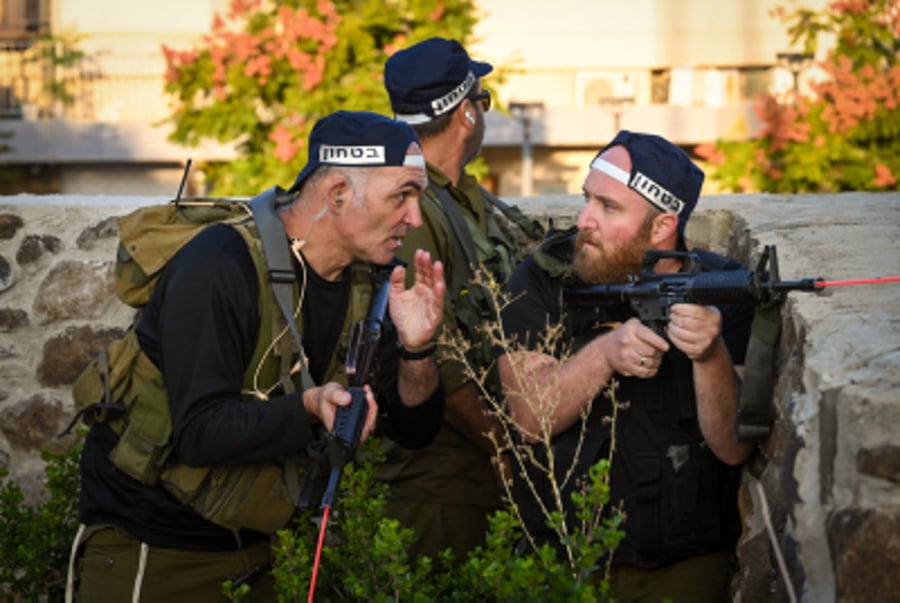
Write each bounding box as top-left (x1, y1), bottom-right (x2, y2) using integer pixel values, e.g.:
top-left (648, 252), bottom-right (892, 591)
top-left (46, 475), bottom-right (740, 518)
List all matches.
top-left (498, 131), bottom-right (754, 602)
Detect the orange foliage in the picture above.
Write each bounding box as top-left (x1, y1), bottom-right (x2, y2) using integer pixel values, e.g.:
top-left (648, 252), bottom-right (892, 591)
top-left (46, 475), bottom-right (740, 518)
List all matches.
top-left (430, 2), bottom-right (446, 21)
top-left (873, 163), bottom-right (897, 187)
top-left (193, 0), bottom-right (341, 93)
top-left (694, 142), bottom-right (726, 165)
top-left (755, 95), bottom-right (811, 151)
top-left (815, 53), bottom-right (900, 133)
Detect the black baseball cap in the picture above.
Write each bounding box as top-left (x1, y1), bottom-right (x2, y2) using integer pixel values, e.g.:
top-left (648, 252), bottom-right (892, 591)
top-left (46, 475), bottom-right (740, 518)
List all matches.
top-left (385, 37), bottom-right (492, 125)
top-left (289, 110), bottom-right (423, 193)
top-left (591, 130), bottom-right (705, 234)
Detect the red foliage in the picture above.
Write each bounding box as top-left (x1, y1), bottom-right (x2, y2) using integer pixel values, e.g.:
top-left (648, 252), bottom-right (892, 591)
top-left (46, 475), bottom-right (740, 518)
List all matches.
top-left (694, 142), bottom-right (726, 165)
top-left (815, 53), bottom-right (900, 133)
top-left (755, 95), bottom-right (811, 151)
top-left (873, 163), bottom-right (897, 187)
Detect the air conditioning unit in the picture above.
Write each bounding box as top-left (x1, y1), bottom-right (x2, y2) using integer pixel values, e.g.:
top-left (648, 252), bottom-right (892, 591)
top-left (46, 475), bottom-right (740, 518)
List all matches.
top-left (577, 72), bottom-right (635, 108)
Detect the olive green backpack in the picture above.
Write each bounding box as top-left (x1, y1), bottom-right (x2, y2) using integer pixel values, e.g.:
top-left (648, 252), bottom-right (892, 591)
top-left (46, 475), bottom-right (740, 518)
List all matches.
top-left (69, 188), bottom-right (371, 533)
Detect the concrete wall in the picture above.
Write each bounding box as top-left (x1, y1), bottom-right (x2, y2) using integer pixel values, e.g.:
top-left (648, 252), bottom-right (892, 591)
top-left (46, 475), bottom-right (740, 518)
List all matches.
top-left (1, 192), bottom-right (898, 601)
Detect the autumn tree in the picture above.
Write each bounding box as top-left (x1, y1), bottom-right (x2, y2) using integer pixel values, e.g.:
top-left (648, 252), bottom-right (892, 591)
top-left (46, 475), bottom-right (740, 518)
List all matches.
top-left (162, 0), bottom-right (480, 195)
top-left (696, 0), bottom-right (900, 193)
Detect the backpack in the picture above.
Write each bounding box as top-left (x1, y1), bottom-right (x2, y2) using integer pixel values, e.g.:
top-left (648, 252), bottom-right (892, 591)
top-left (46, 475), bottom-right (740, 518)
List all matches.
top-left (69, 188), bottom-right (376, 533)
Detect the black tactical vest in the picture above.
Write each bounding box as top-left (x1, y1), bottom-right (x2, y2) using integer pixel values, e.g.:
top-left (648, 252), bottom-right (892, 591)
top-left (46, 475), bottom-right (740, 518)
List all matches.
top-left (515, 231), bottom-right (743, 567)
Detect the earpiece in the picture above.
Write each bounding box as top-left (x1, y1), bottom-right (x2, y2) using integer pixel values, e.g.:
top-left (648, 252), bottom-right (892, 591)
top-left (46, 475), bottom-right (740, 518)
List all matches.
top-left (465, 112), bottom-right (475, 124)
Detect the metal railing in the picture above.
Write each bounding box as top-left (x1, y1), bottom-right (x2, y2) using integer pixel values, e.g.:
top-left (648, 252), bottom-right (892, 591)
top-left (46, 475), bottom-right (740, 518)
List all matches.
top-left (0, 40), bottom-right (170, 121)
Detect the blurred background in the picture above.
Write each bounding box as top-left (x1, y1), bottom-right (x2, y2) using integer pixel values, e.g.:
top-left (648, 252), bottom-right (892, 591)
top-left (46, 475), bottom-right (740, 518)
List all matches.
top-left (2, 0), bottom-right (888, 198)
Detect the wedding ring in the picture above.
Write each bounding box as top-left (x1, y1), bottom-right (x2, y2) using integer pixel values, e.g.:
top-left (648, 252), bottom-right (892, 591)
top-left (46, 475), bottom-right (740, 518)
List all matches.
top-left (640, 356), bottom-right (646, 367)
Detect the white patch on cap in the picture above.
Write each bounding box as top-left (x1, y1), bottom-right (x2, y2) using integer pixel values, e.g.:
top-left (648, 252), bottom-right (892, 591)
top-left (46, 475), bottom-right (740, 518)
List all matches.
top-left (591, 157), bottom-right (685, 215)
top-left (431, 71), bottom-right (476, 115)
top-left (319, 145), bottom-right (386, 165)
top-left (629, 171), bottom-right (685, 215)
top-left (394, 71), bottom-right (476, 124)
top-left (403, 153), bottom-right (425, 167)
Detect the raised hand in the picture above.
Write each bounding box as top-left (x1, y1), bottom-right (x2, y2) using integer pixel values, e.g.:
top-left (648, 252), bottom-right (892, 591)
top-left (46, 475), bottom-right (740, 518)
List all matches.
top-left (388, 249), bottom-right (445, 351)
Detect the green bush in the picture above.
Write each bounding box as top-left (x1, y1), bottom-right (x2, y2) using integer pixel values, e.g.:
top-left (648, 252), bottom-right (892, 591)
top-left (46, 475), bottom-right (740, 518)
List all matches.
top-left (271, 439), bottom-right (623, 602)
top-left (0, 440), bottom-right (82, 601)
top-left (1, 432), bottom-right (622, 602)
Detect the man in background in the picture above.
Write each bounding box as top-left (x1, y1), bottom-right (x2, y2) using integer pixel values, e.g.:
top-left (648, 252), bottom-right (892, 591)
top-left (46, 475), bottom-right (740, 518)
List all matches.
top-left (377, 37), bottom-right (543, 563)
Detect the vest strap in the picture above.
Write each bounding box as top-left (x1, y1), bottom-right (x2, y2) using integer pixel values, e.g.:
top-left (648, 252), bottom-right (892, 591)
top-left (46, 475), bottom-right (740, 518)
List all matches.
top-left (431, 182), bottom-right (479, 270)
top-left (250, 188), bottom-right (315, 391)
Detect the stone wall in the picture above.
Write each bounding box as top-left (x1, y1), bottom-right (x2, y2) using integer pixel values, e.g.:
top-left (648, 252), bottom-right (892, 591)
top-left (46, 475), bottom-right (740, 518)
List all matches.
top-left (1, 193), bottom-right (898, 601)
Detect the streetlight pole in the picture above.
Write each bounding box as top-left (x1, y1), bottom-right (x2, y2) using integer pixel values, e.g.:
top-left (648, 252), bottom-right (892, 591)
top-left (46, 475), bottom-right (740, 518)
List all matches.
top-left (599, 95), bottom-right (635, 138)
top-left (776, 51), bottom-right (814, 99)
top-left (509, 101), bottom-right (544, 197)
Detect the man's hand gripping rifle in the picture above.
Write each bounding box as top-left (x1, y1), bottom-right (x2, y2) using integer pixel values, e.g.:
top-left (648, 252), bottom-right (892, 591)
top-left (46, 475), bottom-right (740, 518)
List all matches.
top-left (319, 274), bottom-right (391, 511)
top-left (563, 245), bottom-right (821, 336)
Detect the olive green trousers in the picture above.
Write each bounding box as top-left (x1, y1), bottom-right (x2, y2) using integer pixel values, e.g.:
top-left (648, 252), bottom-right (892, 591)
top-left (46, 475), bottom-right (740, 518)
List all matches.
top-left (75, 525), bottom-right (276, 602)
top-left (606, 550), bottom-right (736, 603)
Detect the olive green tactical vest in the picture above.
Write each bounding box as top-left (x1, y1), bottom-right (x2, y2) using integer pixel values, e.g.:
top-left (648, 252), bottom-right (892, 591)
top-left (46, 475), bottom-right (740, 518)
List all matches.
top-left (72, 201), bottom-right (375, 534)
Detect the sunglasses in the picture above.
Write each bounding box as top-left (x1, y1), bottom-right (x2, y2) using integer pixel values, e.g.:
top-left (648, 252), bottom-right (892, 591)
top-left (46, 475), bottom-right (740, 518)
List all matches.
top-left (468, 90), bottom-right (492, 112)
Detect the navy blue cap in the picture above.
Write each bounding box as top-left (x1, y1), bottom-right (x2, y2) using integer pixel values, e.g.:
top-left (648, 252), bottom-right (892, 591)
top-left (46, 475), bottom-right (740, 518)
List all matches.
top-left (591, 130), bottom-right (705, 234)
top-left (289, 110), bottom-right (422, 193)
top-left (385, 37), bottom-right (492, 125)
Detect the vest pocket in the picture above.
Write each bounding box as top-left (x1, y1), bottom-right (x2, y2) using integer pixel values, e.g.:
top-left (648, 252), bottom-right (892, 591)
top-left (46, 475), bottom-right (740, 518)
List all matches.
top-left (161, 461), bottom-right (296, 534)
top-left (108, 376), bottom-right (173, 485)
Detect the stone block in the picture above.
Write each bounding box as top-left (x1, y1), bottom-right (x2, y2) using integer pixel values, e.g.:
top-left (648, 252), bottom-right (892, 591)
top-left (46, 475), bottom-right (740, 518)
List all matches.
top-left (0, 393), bottom-right (68, 453)
top-left (0, 254), bottom-right (12, 292)
top-left (76, 216), bottom-right (119, 250)
top-left (830, 508), bottom-right (900, 602)
top-left (16, 234), bottom-right (63, 265)
top-left (32, 260), bottom-right (115, 325)
top-left (0, 307), bottom-right (28, 332)
top-left (37, 324), bottom-right (126, 387)
top-left (856, 445), bottom-right (900, 485)
top-left (0, 213), bottom-right (23, 239)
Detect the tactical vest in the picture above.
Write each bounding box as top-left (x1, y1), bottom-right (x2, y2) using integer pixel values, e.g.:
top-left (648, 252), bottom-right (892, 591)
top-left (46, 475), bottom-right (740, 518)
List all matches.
top-left (516, 231), bottom-right (742, 567)
top-left (421, 179), bottom-right (543, 388)
top-left (71, 200), bottom-right (378, 534)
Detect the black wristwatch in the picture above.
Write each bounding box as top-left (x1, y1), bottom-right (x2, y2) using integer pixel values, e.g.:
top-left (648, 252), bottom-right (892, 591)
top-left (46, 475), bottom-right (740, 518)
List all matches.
top-left (397, 340), bottom-right (436, 361)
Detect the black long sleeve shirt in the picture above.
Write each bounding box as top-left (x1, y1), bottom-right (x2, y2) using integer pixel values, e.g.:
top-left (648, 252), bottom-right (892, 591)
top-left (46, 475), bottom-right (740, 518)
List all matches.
top-left (79, 224), bottom-right (443, 549)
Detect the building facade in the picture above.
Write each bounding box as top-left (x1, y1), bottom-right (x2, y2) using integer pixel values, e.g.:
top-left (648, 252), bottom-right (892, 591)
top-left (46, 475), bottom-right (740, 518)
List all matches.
top-left (0, 0), bottom-right (827, 196)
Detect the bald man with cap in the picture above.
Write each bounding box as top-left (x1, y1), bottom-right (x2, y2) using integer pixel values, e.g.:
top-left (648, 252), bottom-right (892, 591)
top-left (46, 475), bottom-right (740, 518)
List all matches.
top-left (74, 111), bottom-right (446, 602)
top-left (498, 130), bottom-right (754, 602)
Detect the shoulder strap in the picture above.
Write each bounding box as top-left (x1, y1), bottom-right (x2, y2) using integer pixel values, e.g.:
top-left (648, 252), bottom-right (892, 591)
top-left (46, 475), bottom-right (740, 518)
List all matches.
top-left (481, 186), bottom-right (545, 240)
top-left (430, 182), bottom-right (480, 270)
top-left (532, 225), bottom-right (577, 280)
top-left (249, 187), bottom-right (314, 391)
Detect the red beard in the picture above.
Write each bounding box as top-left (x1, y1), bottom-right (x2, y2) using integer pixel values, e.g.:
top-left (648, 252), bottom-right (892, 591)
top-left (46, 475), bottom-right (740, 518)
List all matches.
top-left (572, 226), bottom-right (652, 285)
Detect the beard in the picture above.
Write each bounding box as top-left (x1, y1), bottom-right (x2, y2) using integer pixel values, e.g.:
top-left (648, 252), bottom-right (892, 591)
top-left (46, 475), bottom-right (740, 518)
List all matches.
top-left (572, 221), bottom-right (653, 285)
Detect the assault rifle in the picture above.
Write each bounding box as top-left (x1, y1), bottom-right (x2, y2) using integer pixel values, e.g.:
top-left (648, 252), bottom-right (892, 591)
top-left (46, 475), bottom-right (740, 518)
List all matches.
top-left (562, 244), bottom-right (900, 442)
top-left (562, 245), bottom-right (821, 336)
top-left (319, 272), bottom-right (391, 510)
top-left (309, 271), bottom-right (391, 600)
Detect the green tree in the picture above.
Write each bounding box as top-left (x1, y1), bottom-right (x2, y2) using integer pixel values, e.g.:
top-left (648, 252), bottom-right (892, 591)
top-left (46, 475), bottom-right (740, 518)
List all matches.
top-left (162, 0), bottom-right (480, 195)
top-left (696, 0), bottom-right (900, 193)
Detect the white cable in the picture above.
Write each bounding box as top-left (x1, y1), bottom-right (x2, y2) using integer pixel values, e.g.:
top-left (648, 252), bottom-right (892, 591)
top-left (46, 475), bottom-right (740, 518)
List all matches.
top-left (132, 541), bottom-right (149, 603)
top-left (64, 523), bottom-right (86, 603)
top-left (755, 480), bottom-right (797, 603)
